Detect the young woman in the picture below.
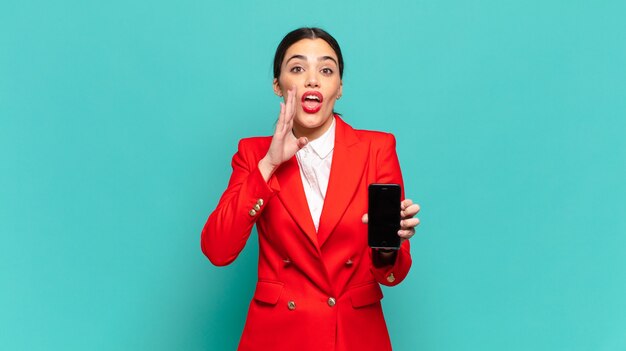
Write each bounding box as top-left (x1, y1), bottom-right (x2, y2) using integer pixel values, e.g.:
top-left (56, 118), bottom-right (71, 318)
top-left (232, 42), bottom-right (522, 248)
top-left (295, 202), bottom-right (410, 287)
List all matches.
top-left (201, 27), bottom-right (420, 351)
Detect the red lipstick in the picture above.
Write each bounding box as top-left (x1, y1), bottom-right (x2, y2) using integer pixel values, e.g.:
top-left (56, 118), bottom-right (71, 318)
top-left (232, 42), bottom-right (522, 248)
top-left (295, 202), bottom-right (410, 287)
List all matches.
top-left (301, 91), bottom-right (323, 114)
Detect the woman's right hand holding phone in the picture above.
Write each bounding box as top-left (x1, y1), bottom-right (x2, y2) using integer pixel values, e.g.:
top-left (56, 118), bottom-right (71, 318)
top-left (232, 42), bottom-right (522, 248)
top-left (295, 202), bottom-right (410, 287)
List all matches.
top-left (259, 86), bottom-right (308, 181)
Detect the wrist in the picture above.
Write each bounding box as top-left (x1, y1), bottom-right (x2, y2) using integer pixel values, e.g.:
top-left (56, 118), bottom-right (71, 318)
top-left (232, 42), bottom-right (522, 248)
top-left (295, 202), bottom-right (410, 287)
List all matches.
top-left (258, 157), bottom-right (277, 181)
top-left (372, 248), bottom-right (397, 267)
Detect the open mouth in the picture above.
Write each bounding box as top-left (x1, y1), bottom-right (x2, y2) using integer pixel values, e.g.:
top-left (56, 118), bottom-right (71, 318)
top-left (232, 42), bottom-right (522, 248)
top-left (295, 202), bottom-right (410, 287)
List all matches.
top-left (301, 91), bottom-right (323, 114)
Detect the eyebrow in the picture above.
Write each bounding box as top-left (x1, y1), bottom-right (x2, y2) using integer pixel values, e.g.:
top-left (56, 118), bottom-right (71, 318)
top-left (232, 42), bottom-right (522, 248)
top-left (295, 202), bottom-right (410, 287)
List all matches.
top-left (320, 56), bottom-right (338, 65)
top-left (285, 54), bottom-right (338, 66)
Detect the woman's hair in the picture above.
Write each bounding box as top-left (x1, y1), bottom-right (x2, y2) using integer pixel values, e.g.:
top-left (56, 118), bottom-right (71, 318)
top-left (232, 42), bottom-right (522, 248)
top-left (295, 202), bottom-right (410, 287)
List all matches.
top-left (273, 27), bottom-right (344, 79)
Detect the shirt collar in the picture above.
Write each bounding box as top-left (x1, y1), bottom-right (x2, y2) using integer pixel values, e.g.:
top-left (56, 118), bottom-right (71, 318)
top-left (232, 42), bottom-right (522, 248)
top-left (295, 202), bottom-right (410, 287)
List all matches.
top-left (304, 117), bottom-right (335, 159)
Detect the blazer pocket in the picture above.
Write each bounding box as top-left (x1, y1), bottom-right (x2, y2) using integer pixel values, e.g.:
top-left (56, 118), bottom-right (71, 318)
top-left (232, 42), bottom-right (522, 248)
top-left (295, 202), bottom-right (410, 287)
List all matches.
top-left (349, 282), bottom-right (384, 308)
top-left (253, 280), bottom-right (284, 305)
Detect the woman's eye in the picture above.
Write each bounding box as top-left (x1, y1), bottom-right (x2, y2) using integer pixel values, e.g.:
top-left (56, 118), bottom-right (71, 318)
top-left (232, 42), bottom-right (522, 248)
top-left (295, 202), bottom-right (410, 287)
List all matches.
top-left (321, 68), bottom-right (333, 75)
top-left (290, 66), bottom-right (304, 73)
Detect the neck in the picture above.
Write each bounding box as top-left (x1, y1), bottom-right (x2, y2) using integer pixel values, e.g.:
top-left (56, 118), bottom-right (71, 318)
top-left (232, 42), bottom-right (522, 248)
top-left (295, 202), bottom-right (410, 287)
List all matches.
top-left (292, 115), bottom-right (335, 141)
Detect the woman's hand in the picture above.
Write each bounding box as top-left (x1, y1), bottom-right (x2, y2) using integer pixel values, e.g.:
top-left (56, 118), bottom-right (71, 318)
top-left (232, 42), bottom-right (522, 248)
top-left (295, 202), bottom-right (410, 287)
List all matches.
top-left (397, 199), bottom-right (420, 241)
top-left (362, 199), bottom-right (420, 264)
top-left (361, 198), bottom-right (421, 242)
top-left (259, 86), bottom-right (308, 181)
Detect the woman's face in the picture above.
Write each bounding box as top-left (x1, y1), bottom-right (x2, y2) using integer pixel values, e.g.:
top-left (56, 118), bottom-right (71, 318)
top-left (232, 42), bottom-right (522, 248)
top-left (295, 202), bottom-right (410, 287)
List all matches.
top-left (273, 38), bottom-right (343, 139)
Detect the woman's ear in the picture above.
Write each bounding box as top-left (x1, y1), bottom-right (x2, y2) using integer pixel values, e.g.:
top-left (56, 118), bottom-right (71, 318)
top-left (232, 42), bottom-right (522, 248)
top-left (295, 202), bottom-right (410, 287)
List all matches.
top-left (337, 80), bottom-right (343, 99)
top-left (273, 78), bottom-right (283, 97)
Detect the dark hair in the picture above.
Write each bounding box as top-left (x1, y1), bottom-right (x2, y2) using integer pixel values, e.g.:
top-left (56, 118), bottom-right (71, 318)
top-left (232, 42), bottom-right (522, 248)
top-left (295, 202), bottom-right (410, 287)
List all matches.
top-left (273, 27), bottom-right (344, 79)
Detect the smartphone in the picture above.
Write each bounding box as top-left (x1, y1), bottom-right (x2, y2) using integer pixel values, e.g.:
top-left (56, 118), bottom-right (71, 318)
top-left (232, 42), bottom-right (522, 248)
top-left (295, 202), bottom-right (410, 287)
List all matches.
top-left (368, 183), bottom-right (401, 250)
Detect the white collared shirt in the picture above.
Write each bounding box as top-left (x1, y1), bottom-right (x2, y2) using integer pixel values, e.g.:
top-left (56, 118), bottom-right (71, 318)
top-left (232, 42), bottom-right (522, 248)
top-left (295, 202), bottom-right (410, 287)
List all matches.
top-left (295, 117), bottom-right (336, 232)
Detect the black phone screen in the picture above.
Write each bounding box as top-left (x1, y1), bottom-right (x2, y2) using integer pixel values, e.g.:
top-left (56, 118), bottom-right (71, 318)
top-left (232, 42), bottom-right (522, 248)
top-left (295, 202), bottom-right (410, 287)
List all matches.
top-left (368, 184), bottom-right (401, 249)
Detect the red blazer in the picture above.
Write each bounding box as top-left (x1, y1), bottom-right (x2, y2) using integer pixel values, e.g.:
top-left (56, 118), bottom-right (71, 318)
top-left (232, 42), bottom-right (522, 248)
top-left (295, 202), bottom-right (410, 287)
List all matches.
top-left (201, 116), bottom-right (411, 351)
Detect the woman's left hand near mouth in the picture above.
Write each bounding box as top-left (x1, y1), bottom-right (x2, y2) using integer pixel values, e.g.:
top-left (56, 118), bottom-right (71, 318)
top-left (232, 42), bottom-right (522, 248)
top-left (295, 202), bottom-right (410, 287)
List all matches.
top-left (258, 86), bottom-right (309, 181)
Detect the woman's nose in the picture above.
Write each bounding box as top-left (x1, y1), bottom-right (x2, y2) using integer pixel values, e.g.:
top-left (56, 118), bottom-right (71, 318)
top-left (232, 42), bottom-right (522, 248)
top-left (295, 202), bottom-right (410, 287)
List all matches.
top-left (305, 74), bottom-right (319, 88)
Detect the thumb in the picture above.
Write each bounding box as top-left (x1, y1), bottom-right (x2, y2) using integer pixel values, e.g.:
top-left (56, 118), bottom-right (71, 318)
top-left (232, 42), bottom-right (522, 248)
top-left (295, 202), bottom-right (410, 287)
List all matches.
top-left (297, 137), bottom-right (309, 149)
top-left (361, 213), bottom-right (368, 224)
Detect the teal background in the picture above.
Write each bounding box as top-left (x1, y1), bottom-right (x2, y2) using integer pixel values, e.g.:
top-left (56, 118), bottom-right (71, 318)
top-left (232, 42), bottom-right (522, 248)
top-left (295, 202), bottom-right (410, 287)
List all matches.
top-left (1, 0), bottom-right (625, 350)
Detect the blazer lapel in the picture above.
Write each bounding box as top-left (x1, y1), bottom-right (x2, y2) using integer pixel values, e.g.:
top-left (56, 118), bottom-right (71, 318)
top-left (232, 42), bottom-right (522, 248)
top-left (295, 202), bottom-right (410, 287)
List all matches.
top-left (317, 117), bottom-right (368, 247)
top-left (274, 156), bottom-right (320, 250)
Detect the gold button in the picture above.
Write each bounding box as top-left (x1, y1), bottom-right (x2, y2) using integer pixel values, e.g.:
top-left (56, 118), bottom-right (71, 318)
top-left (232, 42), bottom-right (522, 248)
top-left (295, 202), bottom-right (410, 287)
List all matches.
top-left (249, 209), bottom-right (257, 216)
top-left (387, 273), bottom-right (396, 283)
top-left (253, 204), bottom-right (261, 211)
top-left (257, 198), bottom-right (264, 206)
top-left (287, 301), bottom-right (296, 310)
top-left (327, 297), bottom-right (336, 307)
